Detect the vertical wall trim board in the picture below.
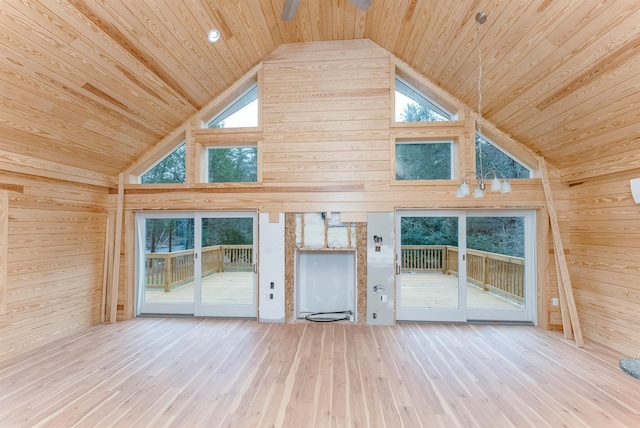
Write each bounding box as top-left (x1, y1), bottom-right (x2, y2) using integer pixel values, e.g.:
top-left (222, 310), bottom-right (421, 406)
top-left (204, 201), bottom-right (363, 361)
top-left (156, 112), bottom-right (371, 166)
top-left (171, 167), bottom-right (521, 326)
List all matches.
top-left (539, 158), bottom-right (583, 347)
top-left (109, 173), bottom-right (125, 323)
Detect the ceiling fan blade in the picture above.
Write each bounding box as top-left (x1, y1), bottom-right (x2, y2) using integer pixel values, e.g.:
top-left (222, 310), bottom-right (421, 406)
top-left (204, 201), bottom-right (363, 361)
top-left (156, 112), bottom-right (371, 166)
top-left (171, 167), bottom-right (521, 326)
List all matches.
top-left (349, 0), bottom-right (373, 10)
top-left (281, 0), bottom-right (301, 21)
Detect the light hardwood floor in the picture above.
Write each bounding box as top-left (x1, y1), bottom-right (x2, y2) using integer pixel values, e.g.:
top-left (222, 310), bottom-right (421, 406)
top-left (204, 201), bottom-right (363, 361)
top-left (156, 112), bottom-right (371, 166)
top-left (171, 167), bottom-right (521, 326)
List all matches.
top-left (0, 318), bottom-right (638, 427)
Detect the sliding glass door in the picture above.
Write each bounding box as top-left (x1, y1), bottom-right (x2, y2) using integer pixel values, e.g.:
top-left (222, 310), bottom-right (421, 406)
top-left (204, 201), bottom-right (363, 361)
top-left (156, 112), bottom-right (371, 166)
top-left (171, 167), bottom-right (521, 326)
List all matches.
top-left (138, 215), bottom-right (195, 315)
top-left (136, 212), bottom-right (257, 318)
top-left (396, 210), bottom-right (535, 323)
top-left (465, 213), bottom-right (535, 322)
top-left (396, 212), bottom-right (466, 322)
top-left (195, 213), bottom-right (256, 317)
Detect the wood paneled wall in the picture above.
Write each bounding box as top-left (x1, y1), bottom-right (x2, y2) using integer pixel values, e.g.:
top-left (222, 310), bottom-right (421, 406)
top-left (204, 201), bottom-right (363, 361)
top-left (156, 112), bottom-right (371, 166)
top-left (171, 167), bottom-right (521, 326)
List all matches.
top-left (570, 170), bottom-right (640, 356)
top-left (119, 40), bottom-right (561, 329)
top-left (0, 171), bottom-right (107, 362)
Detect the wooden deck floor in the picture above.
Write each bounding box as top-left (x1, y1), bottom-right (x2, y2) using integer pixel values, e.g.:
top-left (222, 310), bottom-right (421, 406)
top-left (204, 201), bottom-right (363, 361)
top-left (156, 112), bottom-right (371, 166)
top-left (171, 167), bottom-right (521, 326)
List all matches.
top-left (400, 271), bottom-right (523, 309)
top-left (144, 272), bottom-right (254, 304)
top-left (145, 272), bottom-right (521, 310)
top-left (0, 318), bottom-right (638, 427)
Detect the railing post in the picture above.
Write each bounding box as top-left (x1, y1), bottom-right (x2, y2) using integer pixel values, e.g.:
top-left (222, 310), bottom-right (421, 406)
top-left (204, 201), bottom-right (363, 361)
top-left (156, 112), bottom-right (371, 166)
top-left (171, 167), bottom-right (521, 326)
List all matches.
top-left (442, 246), bottom-right (447, 274)
top-left (164, 253), bottom-right (171, 292)
top-left (482, 255), bottom-right (489, 291)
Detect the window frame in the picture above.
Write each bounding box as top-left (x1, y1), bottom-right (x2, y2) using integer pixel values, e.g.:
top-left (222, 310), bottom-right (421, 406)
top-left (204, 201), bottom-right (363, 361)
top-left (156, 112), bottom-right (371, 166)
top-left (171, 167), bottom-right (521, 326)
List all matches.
top-left (195, 135), bottom-right (262, 187)
top-left (205, 144), bottom-right (260, 184)
top-left (394, 76), bottom-right (453, 123)
top-left (475, 132), bottom-right (533, 179)
top-left (206, 82), bottom-right (259, 129)
top-left (391, 137), bottom-right (458, 184)
top-left (138, 140), bottom-right (187, 185)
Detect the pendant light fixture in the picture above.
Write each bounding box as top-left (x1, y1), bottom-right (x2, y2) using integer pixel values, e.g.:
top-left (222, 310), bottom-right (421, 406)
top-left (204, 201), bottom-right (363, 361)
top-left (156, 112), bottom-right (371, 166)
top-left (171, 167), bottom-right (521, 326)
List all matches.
top-left (456, 12), bottom-right (512, 198)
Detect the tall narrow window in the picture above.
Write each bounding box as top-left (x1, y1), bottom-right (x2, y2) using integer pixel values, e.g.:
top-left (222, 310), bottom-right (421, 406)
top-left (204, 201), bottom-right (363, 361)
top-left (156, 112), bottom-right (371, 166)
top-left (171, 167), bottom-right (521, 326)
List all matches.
top-left (395, 76), bottom-right (452, 123)
top-left (207, 83), bottom-right (259, 129)
top-left (139, 142), bottom-right (186, 184)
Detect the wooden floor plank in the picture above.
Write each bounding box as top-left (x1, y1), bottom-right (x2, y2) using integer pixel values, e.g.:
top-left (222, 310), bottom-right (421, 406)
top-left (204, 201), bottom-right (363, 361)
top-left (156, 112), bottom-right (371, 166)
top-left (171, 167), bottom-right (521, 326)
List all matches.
top-left (0, 318), bottom-right (639, 427)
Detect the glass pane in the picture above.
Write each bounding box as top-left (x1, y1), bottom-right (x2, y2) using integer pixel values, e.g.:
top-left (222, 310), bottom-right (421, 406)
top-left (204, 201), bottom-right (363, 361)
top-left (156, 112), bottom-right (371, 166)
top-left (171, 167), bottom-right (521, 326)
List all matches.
top-left (140, 143), bottom-right (186, 184)
top-left (395, 76), bottom-right (451, 122)
top-left (476, 134), bottom-right (531, 178)
top-left (396, 142), bottom-right (452, 180)
top-left (200, 217), bottom-right (254, 305)
top-left (399, 217), bottom-right (459, 309)
top-left (208, 147), bottom-right (258, 183)
top-left (466, 217), bottom-right (525, 309)
top-left (208, 84), bottom-right (258, 128)
top-left (143, 218), bottom-right (194, 303)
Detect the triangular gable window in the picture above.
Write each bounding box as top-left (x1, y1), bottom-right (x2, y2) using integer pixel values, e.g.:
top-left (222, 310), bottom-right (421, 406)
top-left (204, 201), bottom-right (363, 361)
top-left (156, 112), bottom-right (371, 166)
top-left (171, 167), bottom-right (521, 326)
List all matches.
top-left (207, 83), bottom-right (258, 129)
top-left (395, 76), bottom-right (452, 122)
top-left (476, 134), bottom-right (531, 179)
top-left (139, 142), bottom-right (186, 184)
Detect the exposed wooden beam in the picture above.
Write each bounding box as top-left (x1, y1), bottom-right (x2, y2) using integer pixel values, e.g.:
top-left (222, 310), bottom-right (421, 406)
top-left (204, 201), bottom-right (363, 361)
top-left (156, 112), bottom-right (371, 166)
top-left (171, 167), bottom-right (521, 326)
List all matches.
top-left (109, 173), bottom-right (125, 323)
top-left (100, 214), bottom-right (112, 323)
top-left (539, 157), bottom-right (583, 347)
top-left (0, 150), bottom-right (114, 188)
top-left (67, 0), bottom-right (200, 109)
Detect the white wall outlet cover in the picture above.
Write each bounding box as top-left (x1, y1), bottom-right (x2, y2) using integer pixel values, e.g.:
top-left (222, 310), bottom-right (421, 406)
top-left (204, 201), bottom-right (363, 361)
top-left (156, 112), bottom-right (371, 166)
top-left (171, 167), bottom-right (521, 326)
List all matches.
top-left (631, 178), bottom-right (640, 203)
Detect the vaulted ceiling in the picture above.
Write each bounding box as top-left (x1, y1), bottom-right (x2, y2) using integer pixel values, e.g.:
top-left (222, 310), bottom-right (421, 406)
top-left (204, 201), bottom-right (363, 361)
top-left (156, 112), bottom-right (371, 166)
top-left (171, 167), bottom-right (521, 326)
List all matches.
top-left (2, 0), bottom-right (639, 183)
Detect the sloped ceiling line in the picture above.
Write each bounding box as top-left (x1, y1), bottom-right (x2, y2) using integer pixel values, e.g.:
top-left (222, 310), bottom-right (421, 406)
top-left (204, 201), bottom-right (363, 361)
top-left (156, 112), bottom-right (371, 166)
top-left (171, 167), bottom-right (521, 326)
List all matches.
top-left (67, 0), bottom-right (201, 109)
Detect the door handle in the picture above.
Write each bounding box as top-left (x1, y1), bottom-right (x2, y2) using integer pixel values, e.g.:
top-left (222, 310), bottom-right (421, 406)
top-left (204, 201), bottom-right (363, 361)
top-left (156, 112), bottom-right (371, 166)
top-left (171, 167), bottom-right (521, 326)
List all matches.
top-left (395, 264), bottom-right (400, 275)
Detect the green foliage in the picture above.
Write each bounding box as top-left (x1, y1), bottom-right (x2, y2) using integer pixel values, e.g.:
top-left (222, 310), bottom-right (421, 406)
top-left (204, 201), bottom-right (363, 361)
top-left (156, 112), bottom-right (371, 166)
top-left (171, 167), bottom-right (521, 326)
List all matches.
top-left (467, 217), bottom-right (524, 257)
top-left (140, 143), bottom-right (186, 184)
top-left (476, 134), bottom-right (530, 179)
top-left (401, 216), bottom-right (524, 258)
top-left (401, 217), bottom-right (458, 246)
top-left (208, 147), bottom-right (257, 183)
top-left (146, 217), bottom-right (253, 254)
top-left (400, 102), bottom-right (448, 122)
top-left (396, 143), bottom-right (451, 180)
top-left (202, 218), bottom-right (253, 246)
top-left (146, 218), bottom-right (194, 253)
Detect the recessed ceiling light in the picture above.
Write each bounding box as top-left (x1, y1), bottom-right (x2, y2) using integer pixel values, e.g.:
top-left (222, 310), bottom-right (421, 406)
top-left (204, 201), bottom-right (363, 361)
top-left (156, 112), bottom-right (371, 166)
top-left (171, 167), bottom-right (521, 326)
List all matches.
top-left (208, 29), bottom-right (221, 43)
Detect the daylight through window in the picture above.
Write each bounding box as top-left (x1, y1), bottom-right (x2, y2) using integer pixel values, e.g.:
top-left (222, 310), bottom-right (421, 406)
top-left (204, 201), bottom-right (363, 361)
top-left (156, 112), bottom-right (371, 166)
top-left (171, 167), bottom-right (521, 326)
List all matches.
top-left (207, 83), bottom-right (258, 129)
top-left (207, 146), bottom-right (258, 183)
top-left (139, 142), bottom-right (186, 184)
top-left (395, 141), bottom-right (453, 180)
top-left (395, 76), bottom-right (452, 123)
top-left (476, 134), bottom-right (531, 179)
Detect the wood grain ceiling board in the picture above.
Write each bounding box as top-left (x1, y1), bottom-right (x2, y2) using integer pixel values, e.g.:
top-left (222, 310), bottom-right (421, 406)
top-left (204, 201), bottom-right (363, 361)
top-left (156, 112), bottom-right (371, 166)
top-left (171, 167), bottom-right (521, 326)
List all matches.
top-left (0, 0), bottom-right (639, 183)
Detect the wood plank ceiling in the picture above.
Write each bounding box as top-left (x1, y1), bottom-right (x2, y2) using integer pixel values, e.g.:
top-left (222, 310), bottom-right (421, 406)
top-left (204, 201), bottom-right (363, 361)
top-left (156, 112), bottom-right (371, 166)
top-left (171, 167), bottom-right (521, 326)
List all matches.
top-left (1, 0), bottom-right (639, 183)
